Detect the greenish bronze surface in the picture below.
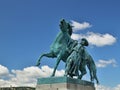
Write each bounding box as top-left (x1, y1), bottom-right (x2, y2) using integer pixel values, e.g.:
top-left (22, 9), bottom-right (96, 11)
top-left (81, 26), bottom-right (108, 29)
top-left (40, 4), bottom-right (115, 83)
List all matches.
top-left (37, 76), bottom-right (94, 86)
top-left (36, 19), bottom-right (99, 84)
top-left (65, 38), bottom-right (88, 77)
top-left (36, 19), bottom-right (77, 77)
top-left (0, 87), bottom-right (35, 90)
top-left (84, 51), bottom-right (99, 84)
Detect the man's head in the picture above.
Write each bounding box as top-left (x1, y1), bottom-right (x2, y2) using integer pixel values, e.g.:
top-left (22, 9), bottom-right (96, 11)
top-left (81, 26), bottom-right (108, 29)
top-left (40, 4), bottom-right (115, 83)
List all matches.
top-left (80, 38), bottom-right (89, 46)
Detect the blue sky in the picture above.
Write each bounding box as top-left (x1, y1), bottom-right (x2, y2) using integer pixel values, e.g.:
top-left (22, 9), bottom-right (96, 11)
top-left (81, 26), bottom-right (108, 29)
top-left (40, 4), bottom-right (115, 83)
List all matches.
top-left (0, 0), bottom-right (120, 89)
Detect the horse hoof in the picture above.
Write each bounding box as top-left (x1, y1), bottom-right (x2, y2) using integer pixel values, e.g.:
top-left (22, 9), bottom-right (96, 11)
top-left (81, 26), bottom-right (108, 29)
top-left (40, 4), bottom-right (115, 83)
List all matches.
top-left (36, 63), bottom-right (40, 66)
top-left (64, 74), bottom-right (67, 77)
top-left (50, 74), bottom-right (55, 77)
top-left (97, 81), bottom-right (100, 85)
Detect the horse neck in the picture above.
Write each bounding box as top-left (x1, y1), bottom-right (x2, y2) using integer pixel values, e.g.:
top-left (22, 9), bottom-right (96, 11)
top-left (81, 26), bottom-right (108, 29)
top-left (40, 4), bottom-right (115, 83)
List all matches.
top-left (53, 32), bottom-right (64, 43)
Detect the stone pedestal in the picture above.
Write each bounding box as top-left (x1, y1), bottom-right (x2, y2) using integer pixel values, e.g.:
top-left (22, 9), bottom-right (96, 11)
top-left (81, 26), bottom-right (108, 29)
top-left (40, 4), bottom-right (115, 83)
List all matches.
top-left (36, 77), bottom-right (95, 90)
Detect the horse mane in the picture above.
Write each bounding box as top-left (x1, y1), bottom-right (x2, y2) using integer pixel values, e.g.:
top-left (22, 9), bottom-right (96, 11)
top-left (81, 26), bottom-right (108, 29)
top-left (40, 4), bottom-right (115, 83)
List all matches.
top-left (67, 23), bottom-right (73, 36)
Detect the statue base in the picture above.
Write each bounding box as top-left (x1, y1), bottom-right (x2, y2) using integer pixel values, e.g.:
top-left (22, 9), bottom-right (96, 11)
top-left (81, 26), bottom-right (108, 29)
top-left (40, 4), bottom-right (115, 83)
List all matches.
top-left (36, 76), bottom-right (95, 90)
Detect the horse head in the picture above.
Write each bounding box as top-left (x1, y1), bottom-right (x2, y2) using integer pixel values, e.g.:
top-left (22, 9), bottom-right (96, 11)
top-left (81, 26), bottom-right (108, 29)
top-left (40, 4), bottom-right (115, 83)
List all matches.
top-left (60, 19), bottom-right (73, 36)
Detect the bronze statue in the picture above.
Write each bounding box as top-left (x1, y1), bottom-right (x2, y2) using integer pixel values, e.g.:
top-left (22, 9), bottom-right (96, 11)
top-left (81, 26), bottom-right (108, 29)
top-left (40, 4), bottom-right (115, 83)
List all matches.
top-left (36, 19), bottom-right (99, 84)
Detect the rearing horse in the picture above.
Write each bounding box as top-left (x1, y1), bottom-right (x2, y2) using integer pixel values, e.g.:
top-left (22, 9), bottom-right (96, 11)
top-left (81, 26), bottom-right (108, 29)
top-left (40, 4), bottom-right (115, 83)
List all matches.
top-left (36, 19), bottom-right (77, 76)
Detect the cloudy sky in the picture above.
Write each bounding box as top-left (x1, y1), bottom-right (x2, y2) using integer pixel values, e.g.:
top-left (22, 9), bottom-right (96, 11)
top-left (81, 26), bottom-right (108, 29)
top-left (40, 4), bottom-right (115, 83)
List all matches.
top-left (0, 0), bottom-right (120, 90)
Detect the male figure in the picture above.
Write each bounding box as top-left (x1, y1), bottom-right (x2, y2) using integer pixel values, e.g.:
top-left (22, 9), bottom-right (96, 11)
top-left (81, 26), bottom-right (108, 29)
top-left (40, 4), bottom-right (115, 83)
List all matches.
top-left (65, 38), bottom-right (89, 77)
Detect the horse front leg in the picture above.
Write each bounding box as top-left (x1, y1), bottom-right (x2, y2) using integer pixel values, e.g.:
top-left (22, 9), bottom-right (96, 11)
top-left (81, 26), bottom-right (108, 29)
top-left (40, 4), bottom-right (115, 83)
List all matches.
top-left (51, 54), bottom-right (62, 77)
top-left (36, 52), bottom-right (55, 66)
top-left (90, 71), bottom-right (94, 82)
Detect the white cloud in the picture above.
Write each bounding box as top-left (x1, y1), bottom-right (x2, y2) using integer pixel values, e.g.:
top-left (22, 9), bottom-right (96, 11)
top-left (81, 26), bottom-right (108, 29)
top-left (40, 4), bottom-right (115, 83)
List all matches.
top-left (96, 59), bottom-right (117, 68)
top-left (71, 20), bottom-right (92, 32)
top-left (113, 84), bottom-right (120, 90)
top-left (71, 32), bottom-right (116, 47)
top-left (95, 84), bottom-right (120, 90)
top-left (70, 20), bottom-right (116, 47)
top-left (96, 84), bottom-right (112, 90)
top-left (0, 65), bottom-right (9, 76)
top-left (71, 33), bottom-right (82, 40)
top-left (0, 64), bottom-right (120, 90)
top-left (0, 65), bottom-right (64, 87)
top-left (0, 65), bottom-right (12, 79)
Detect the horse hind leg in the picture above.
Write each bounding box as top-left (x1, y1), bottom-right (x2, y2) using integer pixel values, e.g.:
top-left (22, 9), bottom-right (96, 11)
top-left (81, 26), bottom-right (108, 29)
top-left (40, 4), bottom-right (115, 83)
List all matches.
top-left (89, 68), bottom-right (99, 84)
top-left (36, 52), bottom-right (55, 66)
top-left (93, 72), bottom-right (99, 84)
top-left (90, 72), bottom-right (94, 83)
